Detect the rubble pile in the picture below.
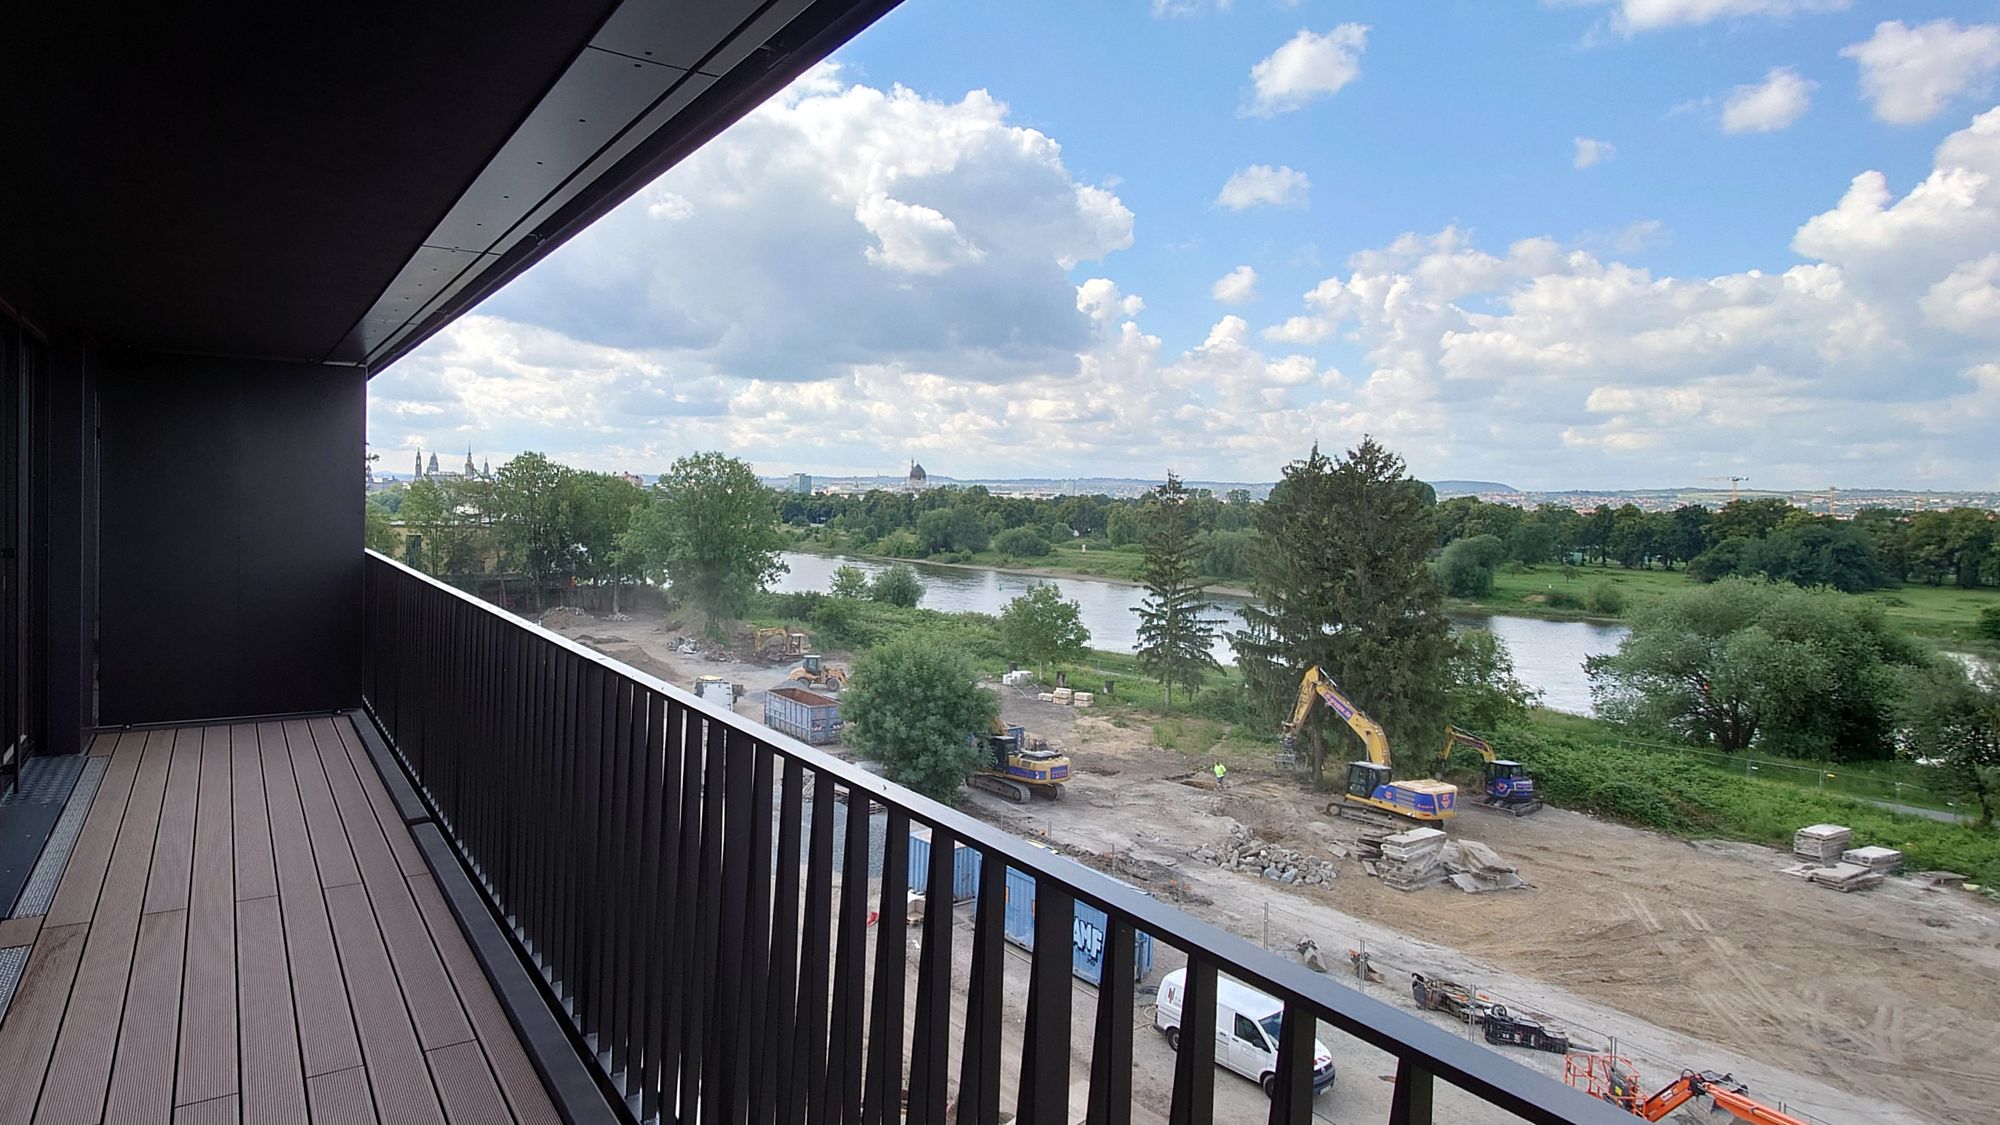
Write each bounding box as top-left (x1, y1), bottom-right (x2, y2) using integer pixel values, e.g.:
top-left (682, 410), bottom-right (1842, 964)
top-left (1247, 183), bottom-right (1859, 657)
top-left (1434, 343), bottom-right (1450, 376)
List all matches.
top-left (539, 606), bottom-right (595, 629)
top-left (1188, 826), bottom-right (1339, 887)
top-left (1441, 839), bottom-right (1527, 894)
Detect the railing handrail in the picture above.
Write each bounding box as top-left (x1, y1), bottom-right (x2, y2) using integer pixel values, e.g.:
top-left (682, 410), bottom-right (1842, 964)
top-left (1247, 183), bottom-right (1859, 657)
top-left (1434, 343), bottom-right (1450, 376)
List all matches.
top-left (363, 549), bottom-right (1632, 1124)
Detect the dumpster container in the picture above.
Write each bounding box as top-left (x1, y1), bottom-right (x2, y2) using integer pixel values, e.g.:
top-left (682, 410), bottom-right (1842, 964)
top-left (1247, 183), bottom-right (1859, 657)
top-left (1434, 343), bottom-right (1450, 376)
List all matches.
top-left (999, 861), bottom-right (1155, 986)
top-left (763, 686), bottom-right (843, 744)
top-left (906, 825), bottom-right (982, 901)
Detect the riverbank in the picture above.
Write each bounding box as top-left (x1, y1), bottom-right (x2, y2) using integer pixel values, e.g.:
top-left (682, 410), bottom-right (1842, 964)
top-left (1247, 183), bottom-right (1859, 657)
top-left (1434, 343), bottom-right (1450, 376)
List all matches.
top-left (782, 536), bottom-right (1256, 598)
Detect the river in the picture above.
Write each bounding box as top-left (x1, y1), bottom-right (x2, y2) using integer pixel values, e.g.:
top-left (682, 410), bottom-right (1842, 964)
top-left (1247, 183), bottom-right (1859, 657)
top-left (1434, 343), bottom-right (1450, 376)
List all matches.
top-left (773, 552), bottom-right (1626, 715)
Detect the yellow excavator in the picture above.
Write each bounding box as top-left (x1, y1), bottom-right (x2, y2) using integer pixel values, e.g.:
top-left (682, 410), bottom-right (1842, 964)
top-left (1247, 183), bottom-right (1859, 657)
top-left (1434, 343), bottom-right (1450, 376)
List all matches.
top-left (1434, 726), bottom-right (1542, 816)
top-left (969, 719), bottom-right (1071, 802)
top-left (1283, 666), bottom-right (1457, 827)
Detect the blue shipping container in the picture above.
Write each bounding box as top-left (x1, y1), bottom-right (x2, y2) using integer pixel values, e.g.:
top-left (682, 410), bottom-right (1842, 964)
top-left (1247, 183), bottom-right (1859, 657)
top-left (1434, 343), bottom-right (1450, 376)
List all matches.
top-left (904, 832), bottom-right (1155, 986)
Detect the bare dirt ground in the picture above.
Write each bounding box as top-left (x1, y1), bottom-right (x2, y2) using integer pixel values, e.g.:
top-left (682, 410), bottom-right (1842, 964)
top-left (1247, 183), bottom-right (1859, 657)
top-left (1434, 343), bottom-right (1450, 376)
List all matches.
top-left (973, 689), bottom-right (2000, 1125)
top-left (539, 604), bottom-right (823, 730)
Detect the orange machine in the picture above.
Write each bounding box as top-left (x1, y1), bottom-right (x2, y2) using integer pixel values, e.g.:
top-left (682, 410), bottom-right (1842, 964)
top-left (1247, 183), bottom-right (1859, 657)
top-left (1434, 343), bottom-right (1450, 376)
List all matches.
top-left (1566, 1054), bottom-right (1812, 1125)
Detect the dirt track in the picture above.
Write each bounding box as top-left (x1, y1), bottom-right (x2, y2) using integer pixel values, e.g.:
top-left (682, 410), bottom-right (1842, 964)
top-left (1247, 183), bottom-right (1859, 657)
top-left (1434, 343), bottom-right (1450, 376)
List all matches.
top-left (976, 690), bottom-right (2000, 1125)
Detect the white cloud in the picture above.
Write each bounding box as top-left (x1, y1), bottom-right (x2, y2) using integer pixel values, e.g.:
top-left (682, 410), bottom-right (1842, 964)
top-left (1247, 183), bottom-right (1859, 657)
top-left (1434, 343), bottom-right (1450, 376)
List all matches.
top-left (1152, 0), bottom-right (1232, 16)
top-left (1721, 67), bottom-right (1815, 133)
top-left (1575, 0), bottom-right (1848, 35)
top-left (854, 193), bottom-right (987, 274)
top-left (1841, 20), bottom-right (2000, 125)
top-left (1574, 137), bottom-right (1616, 168)
top-left (1216, 164), bottom-right (1311, 210)
top-left (1211, 265), bottom-right (1260, 304)
top-left (1246, 25), bottom-right (1368, 116)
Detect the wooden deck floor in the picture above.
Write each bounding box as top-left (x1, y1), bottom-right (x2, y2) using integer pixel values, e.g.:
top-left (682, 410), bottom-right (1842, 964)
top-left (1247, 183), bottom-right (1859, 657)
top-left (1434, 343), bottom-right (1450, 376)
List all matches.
top-left (0, 717), bottom-right (561, 1124)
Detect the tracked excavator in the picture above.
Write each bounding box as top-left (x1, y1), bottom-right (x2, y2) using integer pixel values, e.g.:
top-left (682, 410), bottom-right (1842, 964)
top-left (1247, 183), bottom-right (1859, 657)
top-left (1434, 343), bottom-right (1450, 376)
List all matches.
top-left (969, 719), bottom-right (1070, 802)
top-left (1566, 1055), bottom-right (1812, 1125)
top-left (1282, 667), bottom-right (1456, 828)
top-left (1434, 726), bottom-right (1543, 815)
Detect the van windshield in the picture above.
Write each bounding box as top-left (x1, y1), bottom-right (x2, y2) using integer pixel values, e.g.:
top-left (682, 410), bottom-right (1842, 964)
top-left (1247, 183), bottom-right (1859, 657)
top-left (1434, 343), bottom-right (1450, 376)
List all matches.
top-left (1259, 1014), bottom-right (1283, 1043)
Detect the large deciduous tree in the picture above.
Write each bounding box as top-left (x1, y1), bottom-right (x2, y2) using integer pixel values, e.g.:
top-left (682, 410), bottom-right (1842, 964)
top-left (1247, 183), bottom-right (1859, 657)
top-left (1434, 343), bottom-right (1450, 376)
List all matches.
top-left (842, 632), bottom-right (1000, 801)
top-left (1586, 577), bottom-right (1927, 758)
top-left (999, 583), bottom-right (1090, 679)
top-left (492, 453), bottom-right (575, 607)
top-left (620, 452), bottom-right (785, 622)
top-left (1234, 440), bottom-right (1453, 783)
top-left (1898, 660), bottom-right (2000, 827)
top-left (1135, 472), bottom-right (1220, 710)
top-left (563, 471), bottom-right (648, 613)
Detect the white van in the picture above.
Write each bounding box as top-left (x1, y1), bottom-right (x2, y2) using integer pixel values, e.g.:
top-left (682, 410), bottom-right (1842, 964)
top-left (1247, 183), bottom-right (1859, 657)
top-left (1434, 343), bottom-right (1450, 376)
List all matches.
top-left (1154, 968), bottom-right (1337, 1097)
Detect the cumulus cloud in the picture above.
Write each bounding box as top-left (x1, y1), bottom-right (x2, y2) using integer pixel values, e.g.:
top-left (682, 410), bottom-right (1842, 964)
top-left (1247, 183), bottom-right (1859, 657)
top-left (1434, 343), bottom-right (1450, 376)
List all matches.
top-left (370, 75), bottom-right (2000, 487)
top-left (1574, 137), bottom-right (1616, 168)
top-left (1246, 25), bottom-right (1368, 116)
top-left (1842, 20), bottom-right (2000, 125)
top-left (1217, 165), bottom-right (1311, 210)
top-left (1211, 265), bottom-right (1260, 304)
top-left (1574, 0), bottom-right (1848, 35)
top-left (1721, 67), bottom-right (1815, 133)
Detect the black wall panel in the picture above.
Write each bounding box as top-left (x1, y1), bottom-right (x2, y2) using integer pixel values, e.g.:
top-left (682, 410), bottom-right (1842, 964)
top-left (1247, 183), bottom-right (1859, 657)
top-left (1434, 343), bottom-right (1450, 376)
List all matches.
top-left (97, 352), bottom-right (363, 723)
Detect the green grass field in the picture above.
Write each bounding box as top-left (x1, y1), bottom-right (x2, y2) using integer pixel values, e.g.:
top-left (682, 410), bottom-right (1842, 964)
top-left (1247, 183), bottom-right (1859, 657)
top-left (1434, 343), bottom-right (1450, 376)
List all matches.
top-left (1460, 563), bottom-right (2000, 649)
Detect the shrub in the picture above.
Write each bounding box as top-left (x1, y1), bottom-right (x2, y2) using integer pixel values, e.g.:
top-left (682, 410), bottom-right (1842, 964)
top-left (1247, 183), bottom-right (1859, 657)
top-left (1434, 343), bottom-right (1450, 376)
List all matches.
top-left (828, 565), bottom-right (870, 599)
top-left (992, 526), bottom-right (1052, 557)
top-left (1436, 534), bottom-right (1507, 597)
top-left (1584, 581), bottom-right (1627, 615)
top-left (869, 564), bottom-right (923, 608)
top-left (1544, 589), bottom-right (1584, 610)
top-left (1979, 605), bottom-right (2000, 644)
top-left (842, 633), bottom-right (999, 801)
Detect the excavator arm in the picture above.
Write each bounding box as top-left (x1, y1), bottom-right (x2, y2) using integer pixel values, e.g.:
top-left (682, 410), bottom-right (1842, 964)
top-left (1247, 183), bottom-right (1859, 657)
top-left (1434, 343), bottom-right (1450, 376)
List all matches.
top-left (1632, 1070), bottom-right (1808, 1125)
top-left (1287, 666), bottom-right (1392, 767)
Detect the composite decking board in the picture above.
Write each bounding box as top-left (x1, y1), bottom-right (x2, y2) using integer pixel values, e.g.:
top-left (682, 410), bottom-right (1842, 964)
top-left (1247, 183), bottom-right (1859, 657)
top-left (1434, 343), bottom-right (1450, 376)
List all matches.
top-left (259, 722), bottom-right (363, 1078)
top-left (323, 881), bottom-right (447, 1125)
top-left (42, 732), bottom-right (144, 928)
top-left (100, 909), bottom-right (187, 1125)
top-left (230, 724), bottom-right (277, 902)
top-left (310, 719), bottom-right (474, 1051)
top-left (0, 922), bottom-right (89, 1125)
top-left (330, 718), bottom-right (427, 874)
top-left (36, 730), bottom-right (174, 1125)
top-left (176, 726), bottom-right (237, 1107)
top-left (171, 1094), bottom-right (239, 1125)
top-left (306, 1065), bottom-right (379, 1125)
top-left (234, 895), bottom-right (308, 1125)
top-left (283, 720), bottom-right (361, 890)
top-left (427, 1040), bottom-right (515, 1125)
top-left (141, 728), bottom-right (202, 916)
top-left (406, 874), bottom-right (563, 1125)
top-left (88, 734), bottom-right (116, 758)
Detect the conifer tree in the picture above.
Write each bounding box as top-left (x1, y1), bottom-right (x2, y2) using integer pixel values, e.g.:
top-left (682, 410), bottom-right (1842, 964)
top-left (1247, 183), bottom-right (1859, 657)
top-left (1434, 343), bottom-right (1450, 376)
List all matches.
top-left (1136, 472), bottom-right (1220, 709)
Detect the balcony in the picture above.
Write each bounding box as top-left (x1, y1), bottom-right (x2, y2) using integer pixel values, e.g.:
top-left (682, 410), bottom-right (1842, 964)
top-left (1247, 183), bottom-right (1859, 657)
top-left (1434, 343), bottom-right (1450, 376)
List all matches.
top-left (2, 3), bottom-right (1629, 1121)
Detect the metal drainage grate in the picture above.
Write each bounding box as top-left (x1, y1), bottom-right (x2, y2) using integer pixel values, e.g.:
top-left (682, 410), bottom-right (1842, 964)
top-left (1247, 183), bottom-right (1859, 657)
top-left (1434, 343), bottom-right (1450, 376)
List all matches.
top-left (10, 756), bottom-right (108, 918)
top-left (0, 945), bottom-right (30, 1023)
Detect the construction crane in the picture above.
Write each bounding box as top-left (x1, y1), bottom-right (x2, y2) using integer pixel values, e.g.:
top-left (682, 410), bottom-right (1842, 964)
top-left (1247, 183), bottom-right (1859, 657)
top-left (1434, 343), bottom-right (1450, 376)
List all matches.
top-left (1566, 1055), bottom-right (1811, 1125)
top-left (1701, 475), bottom-right (1750, 503)
top-left (1283, 667), bottom-right (1457, 827)
top-left (1433, 726), bottom-right (1543, 816)
top-left (969, 719), bottom-right (1070, 802)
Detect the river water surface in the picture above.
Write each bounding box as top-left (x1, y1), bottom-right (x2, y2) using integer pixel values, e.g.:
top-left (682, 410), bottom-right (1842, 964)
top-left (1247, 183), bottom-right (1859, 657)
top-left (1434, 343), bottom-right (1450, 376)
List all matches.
top-left (773, 552), bottom-right (1625, 714)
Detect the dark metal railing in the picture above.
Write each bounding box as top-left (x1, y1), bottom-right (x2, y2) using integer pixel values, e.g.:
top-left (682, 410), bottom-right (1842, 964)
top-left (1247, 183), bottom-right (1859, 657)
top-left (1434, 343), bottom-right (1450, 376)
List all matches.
top-left (361, 550), bottom-right (1628, 1125)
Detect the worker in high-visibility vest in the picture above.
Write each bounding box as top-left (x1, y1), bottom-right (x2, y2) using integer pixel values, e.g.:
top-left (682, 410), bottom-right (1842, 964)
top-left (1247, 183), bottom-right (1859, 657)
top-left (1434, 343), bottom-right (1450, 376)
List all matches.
top-left (1212, 761), bottom-right (1228, 788)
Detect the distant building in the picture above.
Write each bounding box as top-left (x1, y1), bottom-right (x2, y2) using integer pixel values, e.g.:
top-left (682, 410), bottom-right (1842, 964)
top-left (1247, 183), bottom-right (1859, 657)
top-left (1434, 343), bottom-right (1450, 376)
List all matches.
top-left (788, 472), bottom-right (813, 494)
top-left (906, 461), bottom-right (928, 492)
top-left (427, 451), bottom-right (440, 476)
top-left (618, 472), bottom-right (645, 487)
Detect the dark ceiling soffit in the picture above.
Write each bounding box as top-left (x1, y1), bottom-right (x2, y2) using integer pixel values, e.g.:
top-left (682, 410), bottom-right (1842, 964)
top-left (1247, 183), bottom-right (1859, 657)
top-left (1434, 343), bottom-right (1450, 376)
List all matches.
top-left (355, 0), bottom-right (906, 376)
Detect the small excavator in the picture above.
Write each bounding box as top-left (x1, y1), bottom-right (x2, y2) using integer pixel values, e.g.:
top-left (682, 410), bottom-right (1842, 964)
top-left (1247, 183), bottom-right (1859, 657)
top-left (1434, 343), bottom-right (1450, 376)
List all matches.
top-left (1434, 726), bottom-right (1543, 816)
top-left (1283, 667), bottom-right (1457, 828)
top-left (1566, 1054), bottom-right (1812, 1125)
top-left (969, 719), bottom-right (1070, 802)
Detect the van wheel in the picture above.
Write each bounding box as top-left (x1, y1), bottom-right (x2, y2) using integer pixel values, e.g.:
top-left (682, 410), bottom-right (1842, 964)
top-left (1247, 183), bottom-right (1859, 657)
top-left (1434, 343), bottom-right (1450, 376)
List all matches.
top-left (1261, 1074), bottom-right (1277, 1099)
top-left (1164, 1027), bottom-right (1181, 1052)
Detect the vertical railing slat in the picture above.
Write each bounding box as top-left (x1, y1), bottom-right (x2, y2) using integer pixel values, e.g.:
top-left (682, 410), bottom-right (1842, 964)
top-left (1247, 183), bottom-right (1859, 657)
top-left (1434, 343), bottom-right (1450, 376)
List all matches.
top-left (1087, 916), bottom-right (1136, 1125)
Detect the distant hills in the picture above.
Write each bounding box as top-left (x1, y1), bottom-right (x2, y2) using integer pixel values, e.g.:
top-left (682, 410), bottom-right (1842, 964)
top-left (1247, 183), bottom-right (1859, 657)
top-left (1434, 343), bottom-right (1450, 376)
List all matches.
top-left (1428, 479), bottom-right (1518, 496)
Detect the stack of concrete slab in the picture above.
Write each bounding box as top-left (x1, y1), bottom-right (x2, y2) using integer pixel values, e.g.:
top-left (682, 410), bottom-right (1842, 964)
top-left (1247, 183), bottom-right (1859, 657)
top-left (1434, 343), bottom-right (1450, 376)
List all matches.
top-left (1374, 827), bottom-right (1449, 891)
top-left (1442, 839), bottom-right (1527, 893)
top-left (1841, 845), bottom-right (1904, 875)
top-left (1793, 824), bottom-right (1852, 863)
top-left (1807, 862), bottom-right (1884, 892)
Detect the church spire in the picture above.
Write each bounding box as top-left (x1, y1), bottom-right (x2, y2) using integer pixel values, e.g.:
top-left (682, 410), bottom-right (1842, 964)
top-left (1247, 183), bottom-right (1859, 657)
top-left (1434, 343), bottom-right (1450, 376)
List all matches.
top-left (464, 446), bottom-right (476, 477)
top-left (414, 448), bottom-right (423, 478)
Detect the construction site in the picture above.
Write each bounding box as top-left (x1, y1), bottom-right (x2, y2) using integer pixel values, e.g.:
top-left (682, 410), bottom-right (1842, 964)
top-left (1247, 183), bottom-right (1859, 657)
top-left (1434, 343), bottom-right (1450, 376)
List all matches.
top-left (539, 605), bottom-right (2000, 1125)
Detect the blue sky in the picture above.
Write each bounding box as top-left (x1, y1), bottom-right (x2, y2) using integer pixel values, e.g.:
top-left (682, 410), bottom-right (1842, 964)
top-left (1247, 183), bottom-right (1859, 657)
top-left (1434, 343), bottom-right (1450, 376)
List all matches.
top-left (370, 2), bottom-right (2000, 489)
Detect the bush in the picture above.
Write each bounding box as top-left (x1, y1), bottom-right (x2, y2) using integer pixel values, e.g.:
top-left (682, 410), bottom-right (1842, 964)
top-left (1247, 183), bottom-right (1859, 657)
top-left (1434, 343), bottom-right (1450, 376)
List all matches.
top-left (1436, 534), bottom-right (1506, 597)
top-left (878, 529), bottom-right (924, 558)
top-left (828, 564), bottom-right (870, 599)
top-left (992, 526), bottom-right (1052, 557)
top-left (1544, 589), bottom-right (1584, 610)
top-left (1979, 605), bottom-right (2000, 644)
top-left (869, 564), bottom-right (924, 608)
top-left (1584, 581), bottom-right (1627, 614)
